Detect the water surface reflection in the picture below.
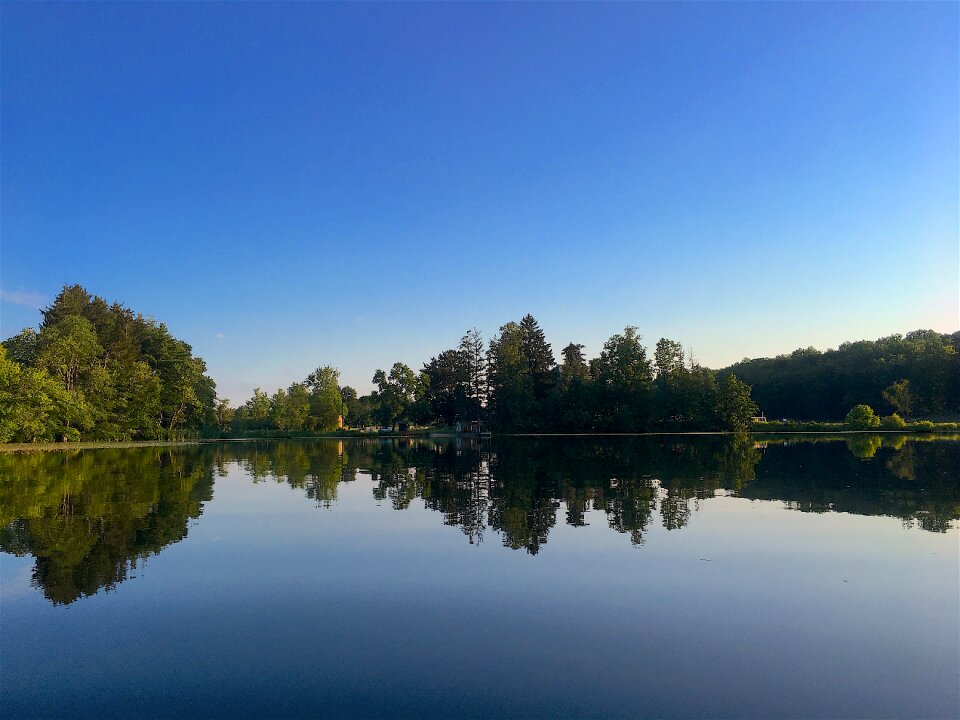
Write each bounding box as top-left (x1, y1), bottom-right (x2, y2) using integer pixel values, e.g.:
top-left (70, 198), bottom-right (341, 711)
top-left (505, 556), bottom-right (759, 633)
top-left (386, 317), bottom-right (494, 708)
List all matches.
top-left (2, 435), bottom-right (957, 604)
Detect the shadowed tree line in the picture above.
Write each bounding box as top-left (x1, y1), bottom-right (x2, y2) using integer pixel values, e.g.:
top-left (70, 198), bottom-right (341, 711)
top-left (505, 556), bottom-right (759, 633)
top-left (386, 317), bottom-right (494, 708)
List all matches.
top-left (301, 316), bottom-right (758, 433)
top-left (722, 330), bottom-right (960, 421)
top-left (226, 318), bottom-right (759, 434)
top-left (420, 317), bottom-right (759, 432)
top-left (3, 435), bottom-right (956, 604)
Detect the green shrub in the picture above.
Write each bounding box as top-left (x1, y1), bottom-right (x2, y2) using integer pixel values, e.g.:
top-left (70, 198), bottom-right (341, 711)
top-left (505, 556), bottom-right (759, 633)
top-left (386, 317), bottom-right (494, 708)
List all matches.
top-left (910, 420), bottom-right (936, 433)
top-left (880, 413), bottom-right (906, 429)
top-left (845, 404), bottom-right (880, 429)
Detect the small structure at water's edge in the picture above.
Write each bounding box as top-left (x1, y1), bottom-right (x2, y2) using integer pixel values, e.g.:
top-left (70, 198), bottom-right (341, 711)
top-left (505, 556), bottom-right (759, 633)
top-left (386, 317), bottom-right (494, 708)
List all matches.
top-left (456, 420), bottom-right (491, 438)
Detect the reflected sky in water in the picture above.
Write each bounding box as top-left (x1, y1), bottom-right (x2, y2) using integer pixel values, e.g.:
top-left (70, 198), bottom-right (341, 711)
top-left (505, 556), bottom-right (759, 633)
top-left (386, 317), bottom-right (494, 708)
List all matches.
top-left (2, 436), bottom-right (958, 719)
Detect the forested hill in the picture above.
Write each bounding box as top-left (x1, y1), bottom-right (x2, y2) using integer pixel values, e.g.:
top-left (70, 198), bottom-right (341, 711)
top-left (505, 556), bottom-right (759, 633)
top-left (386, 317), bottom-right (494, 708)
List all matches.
top-left (1, 285), bottom-right (216, 442)
top-left (720, 331), bottom-right (960, 421)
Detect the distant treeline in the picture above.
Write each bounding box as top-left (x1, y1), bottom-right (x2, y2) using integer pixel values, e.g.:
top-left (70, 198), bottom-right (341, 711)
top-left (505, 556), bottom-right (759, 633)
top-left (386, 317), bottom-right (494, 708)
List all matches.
top-left (722, 330), bottom-right (960, 421)
top-left (229, 318), bottom-right (759, 435)
top-left (2, 285), bottom-right (957, 442)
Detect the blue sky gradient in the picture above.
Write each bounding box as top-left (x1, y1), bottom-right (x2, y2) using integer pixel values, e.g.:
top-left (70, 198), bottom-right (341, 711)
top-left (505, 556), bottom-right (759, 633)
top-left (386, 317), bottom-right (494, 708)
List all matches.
top-left (2, 2), bottom-right (957, 400)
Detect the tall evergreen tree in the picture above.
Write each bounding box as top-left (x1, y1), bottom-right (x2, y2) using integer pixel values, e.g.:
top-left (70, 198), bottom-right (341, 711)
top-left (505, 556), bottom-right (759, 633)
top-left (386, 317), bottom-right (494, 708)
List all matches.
top-left (458, 328), bottom-right (487, 418)
top-left (519, 314), bottom-right (556, 400)
top-left (553, 342), bottom-right (592, 430)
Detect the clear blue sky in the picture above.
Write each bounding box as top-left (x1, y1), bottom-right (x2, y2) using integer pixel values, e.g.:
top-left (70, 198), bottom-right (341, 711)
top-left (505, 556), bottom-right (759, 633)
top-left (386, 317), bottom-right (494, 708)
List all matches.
top-left (2, 2), bottom-right (957, 402)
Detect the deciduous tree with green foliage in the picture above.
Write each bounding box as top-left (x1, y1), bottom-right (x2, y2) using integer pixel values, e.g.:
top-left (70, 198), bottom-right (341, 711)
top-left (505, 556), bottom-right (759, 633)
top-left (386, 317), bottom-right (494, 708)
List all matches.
top-left (487, 322), bottom-right (537, 431)
top-left (340, 386), bottom-right (359, 427)
top-left (882, 379), bottom-right (913, 418)
top-left (306, 366), bottom-right (343, 431)
top-left (591, 326), bottom-right (653, 431)
top-left (423, 348), bottom-right (470, 426)
top-left (714, 374), bottom-right (758, 432)
top-left (1, 285), bottom-right (218, 441)
top-left (845, 404), bottom-right (881, 429)
top-left (371, 363), bottom-right (428, 428)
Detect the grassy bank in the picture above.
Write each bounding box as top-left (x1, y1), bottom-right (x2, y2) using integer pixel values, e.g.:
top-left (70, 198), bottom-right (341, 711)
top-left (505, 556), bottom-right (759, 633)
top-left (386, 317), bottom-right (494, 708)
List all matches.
top-left (751, 419), bottom-right (960, 433)
top-left (200, 428), bottom-right (435, 440)
top-left (4, 425), bottom-right (960, 453)
top-left (0, 429), bottom-right (435, 453)
top-left (0, 439), bottom-right (210, 453)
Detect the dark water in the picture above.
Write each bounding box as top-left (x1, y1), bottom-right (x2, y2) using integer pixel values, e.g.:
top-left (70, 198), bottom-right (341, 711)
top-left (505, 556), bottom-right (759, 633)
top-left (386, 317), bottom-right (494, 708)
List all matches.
top-left (2, 435), bottom-right (958, 719)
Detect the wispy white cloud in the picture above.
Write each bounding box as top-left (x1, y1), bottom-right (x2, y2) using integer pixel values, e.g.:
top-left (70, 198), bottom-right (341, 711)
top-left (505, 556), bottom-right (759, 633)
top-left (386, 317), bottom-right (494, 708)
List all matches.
top-left (0, 289), bottom-right (48, 308)
top-left (215, 332), bottom-right (225, 339)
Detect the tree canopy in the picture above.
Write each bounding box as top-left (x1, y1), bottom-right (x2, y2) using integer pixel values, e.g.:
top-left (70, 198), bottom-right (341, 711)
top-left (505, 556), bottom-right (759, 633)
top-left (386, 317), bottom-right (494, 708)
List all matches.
top-left (1, 285), bottom-right (217, 441)
top-left (722, 331), bottom-right (959, 421)
top-left (4, 287), bottom-right (951, 441)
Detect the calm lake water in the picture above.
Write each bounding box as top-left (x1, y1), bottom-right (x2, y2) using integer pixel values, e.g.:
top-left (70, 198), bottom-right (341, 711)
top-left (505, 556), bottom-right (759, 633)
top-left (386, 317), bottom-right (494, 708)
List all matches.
top-left (2, 435), bottom-right (958, 719)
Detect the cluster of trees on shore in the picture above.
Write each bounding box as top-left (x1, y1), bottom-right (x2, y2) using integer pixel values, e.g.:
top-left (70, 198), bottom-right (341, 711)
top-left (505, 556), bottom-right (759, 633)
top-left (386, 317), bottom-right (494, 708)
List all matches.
top-left (228, 315), bottom-right (759, 434)
top-left (1, 286), bottom-right (216, 442)
top-left (3, 285), bottom-right (956, 442)
top-left (422, 318), bottom-right (757, 432)
top-left (723, 330), bottom-right (960, 421)
top-left (225, 365), bottom-right (345, 434)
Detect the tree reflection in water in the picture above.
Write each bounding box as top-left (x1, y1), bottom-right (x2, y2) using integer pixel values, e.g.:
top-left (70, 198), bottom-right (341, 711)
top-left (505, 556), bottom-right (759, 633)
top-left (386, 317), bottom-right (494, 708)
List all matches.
top-left (0, 447), bottom-right (214, 605)
top-left (2, 434), bottom-right (957, 603)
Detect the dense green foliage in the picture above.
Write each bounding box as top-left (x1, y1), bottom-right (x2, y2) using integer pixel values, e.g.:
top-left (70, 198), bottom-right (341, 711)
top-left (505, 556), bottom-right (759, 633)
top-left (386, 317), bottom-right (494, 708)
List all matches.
top-left (229, 314), bottom-right (758, 434)
top-left (426, 316), bottom-right (757, 432)
top-left (4, 288), bottom-right (954, 440)
top-left (724, 330), bottom-right (959, 421)
top-left (845, 404), bottom-right (881, 429)
top-left (229, 365), bottom-right (346, 434)
top-left (880, 413), bottom-right (907, 430)
top-left (1, 286), bottom-right (216, 442)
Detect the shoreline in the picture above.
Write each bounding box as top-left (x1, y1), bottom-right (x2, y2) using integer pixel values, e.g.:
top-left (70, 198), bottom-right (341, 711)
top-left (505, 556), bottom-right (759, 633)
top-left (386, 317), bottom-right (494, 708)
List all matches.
top-left (2, 429), bottom-right (958, 453)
